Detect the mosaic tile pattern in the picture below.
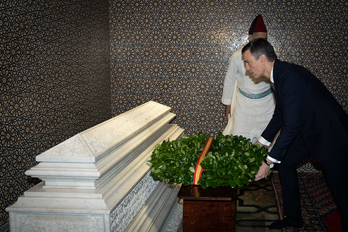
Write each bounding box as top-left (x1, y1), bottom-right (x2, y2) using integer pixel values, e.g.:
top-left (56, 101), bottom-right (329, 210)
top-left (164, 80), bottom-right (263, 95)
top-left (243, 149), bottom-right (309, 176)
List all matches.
top-left (110, 0), bottom-right (348, 137)
top-left (0, 0), bottom-right (110, 226)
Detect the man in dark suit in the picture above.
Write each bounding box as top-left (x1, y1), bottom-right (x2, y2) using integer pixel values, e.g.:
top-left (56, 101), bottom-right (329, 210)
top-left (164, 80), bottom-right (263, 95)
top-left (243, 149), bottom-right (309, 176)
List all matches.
top-left (241, 38), bottom-right (348, 230)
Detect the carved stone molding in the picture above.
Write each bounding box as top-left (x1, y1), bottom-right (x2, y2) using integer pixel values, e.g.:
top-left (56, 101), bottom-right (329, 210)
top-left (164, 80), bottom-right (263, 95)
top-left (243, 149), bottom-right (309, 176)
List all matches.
top-left (110, 171), bottom-right (158, 232)
top-left (11, 213), bottom-right (105, 232)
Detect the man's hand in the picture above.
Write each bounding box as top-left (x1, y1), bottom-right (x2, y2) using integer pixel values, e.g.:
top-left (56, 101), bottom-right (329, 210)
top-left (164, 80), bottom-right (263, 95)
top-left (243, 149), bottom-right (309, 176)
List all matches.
top-left (254, 161), bottom-right (271, 181)
top-left (253, 140), bottom-right (265, 147)
top-left (225, 105), bottom-right (231, 120)
top-left (252, 140), bottom-right (273, 181)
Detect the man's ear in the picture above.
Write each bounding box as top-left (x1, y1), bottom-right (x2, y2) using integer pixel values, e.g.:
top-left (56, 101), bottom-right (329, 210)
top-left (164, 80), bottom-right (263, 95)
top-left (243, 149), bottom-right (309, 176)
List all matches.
top-left (248, 34), bottom-right (253, 41)
top-left (260, 54), bottom-right (267, 64)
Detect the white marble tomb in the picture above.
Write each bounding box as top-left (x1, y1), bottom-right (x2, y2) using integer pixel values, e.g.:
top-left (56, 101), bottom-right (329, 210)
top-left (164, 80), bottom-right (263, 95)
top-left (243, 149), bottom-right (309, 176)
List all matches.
top-left (7, 101), bottom-right (185, 232)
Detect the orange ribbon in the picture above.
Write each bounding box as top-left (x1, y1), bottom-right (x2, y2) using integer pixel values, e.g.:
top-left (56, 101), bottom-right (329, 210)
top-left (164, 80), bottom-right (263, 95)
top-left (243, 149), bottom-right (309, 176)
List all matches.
top-left (193, 137), bottom-right (214, 185)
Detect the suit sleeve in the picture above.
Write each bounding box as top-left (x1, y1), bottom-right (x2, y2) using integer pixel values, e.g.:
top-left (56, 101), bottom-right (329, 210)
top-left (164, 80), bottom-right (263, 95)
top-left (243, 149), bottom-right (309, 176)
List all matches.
top-left (262, 100), bottom-right (283, 141)
top-left (262, 71), bottom-right (307, 161)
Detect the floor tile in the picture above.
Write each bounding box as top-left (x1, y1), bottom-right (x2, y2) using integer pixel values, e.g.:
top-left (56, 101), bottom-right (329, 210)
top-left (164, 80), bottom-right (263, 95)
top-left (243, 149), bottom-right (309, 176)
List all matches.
top-left (235, 180), bottom-right (281, 232)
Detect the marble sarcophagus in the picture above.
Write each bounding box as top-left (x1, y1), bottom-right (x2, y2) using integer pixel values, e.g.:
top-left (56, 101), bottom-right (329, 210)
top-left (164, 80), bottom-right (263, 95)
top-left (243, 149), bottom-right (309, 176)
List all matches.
top-left (7, 101), bottom-right (184, 232)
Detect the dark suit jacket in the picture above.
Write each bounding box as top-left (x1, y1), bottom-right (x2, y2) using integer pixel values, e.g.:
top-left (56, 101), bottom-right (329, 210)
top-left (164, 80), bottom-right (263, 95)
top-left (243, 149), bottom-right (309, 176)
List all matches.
top-left (262, 59), bottom-right (348, 163)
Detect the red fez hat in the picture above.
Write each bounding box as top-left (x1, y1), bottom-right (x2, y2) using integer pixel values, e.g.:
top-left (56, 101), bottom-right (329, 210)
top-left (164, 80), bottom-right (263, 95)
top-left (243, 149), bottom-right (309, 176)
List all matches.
top-left (249, 15), bottom-right (267, 34)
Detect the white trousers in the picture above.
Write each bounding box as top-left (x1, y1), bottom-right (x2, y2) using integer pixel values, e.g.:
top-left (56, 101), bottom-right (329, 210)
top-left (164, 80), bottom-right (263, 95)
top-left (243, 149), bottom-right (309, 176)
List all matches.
top-left (231, 91), bottom-right (275, 142)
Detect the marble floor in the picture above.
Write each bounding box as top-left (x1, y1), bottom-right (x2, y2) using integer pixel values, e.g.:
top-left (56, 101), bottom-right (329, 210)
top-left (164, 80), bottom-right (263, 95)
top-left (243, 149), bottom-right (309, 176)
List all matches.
top-left (235, 179), bottom-right (281, 232)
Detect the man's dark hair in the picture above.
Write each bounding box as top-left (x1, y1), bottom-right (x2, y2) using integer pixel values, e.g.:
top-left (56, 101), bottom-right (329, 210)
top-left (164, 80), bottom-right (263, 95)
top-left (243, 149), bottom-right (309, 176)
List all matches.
top-left (242, 38), bottom-right (277, 62)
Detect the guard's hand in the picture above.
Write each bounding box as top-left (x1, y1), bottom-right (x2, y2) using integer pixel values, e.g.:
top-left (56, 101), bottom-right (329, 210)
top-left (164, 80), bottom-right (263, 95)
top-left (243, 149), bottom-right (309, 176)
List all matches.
top-left (225, 105), bottom-right (231, 121)
top-left (254, 161), bottom-right (271, 181)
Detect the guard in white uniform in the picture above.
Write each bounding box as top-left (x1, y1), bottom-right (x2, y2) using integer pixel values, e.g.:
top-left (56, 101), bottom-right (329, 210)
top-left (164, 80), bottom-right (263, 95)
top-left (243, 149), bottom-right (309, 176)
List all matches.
top-left (222, 15), bottom-right (275, 142)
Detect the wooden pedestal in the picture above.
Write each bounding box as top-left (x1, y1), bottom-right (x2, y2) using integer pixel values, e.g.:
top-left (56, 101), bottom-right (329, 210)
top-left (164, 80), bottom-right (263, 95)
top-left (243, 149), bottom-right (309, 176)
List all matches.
top-left (178, 185), bottom-right (237, 232)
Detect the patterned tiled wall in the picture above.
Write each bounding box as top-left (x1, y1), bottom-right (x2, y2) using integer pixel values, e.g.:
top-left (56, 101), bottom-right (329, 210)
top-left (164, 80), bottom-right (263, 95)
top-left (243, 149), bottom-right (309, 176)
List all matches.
top-left (0, 0), bottom-right (110, 226)
top-left (110, 0), bottom-right (348, 137)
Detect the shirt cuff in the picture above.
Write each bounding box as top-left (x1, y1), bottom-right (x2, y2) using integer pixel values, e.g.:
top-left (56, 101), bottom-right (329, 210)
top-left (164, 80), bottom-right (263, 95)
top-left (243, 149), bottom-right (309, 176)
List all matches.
top-left (221, 98), bottom-right (231, 105)
top-left (267, 155), bottom-right (281, 164)
top-left (258, 136), bottom-right (271, 146)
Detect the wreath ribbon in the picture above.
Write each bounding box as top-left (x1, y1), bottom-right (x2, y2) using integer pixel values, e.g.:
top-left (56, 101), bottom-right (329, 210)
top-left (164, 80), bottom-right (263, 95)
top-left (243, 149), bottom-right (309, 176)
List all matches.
top-left (193, 137), bottom-right (214, 185)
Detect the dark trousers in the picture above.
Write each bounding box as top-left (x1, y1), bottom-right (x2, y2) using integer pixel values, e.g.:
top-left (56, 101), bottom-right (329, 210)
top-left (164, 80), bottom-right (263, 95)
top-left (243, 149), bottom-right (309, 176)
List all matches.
top-left (322, 145), bottom-right (348, 231)
top-left (278, 132), bottom-right (348, 231)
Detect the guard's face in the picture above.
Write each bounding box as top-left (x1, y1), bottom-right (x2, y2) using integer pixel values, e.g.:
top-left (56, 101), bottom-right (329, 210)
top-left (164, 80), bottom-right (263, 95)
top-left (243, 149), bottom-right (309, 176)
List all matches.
top-left (242, 50), bottom-right (264, 79)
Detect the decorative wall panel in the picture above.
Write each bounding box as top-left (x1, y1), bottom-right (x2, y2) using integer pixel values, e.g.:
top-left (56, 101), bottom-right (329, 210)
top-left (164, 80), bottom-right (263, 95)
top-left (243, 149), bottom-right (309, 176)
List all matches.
top-left (0, 0), bottom-right (110, 227)
top-left (110, 0), bottom-right (348, 137)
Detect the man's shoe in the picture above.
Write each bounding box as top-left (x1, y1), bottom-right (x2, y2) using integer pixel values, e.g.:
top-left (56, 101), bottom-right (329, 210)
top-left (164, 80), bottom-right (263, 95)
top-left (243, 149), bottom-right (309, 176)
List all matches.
top-left (269, 216), bottom-right (304, 229)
